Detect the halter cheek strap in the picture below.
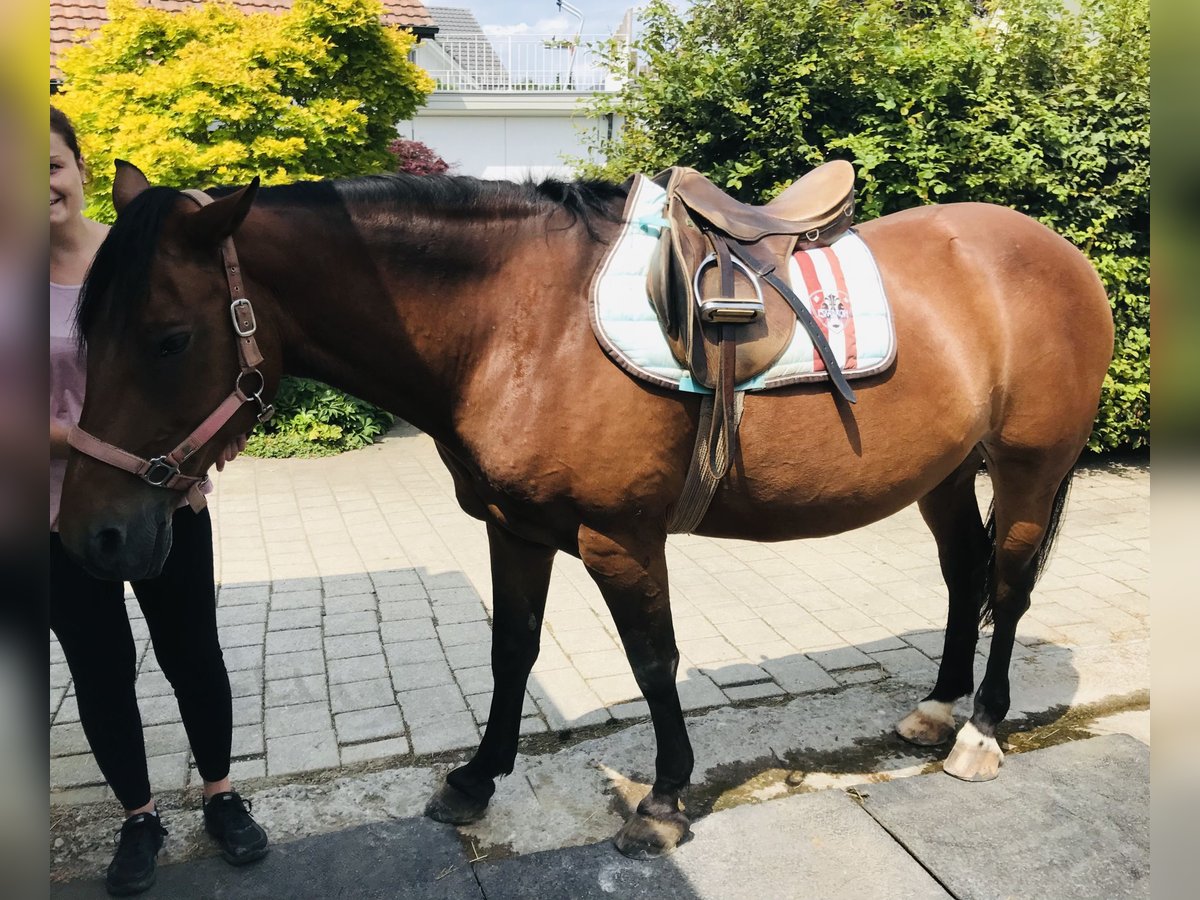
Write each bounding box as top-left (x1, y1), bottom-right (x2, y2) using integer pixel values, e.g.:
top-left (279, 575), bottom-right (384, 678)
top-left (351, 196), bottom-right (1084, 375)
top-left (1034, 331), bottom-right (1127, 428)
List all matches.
top-left (67, 188), bottom-right (274, 512)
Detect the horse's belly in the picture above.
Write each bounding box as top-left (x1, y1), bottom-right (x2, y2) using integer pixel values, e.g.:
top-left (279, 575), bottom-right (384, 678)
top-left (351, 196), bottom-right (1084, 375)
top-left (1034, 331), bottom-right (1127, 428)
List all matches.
top-left (692, 388), bottom-right (988, 541)
top-left (695, 475), bottom-right (941, 541)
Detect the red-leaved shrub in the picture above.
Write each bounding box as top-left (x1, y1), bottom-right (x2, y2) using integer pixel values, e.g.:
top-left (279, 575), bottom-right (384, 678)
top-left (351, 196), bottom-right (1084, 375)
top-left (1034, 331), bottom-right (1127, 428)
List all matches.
top-left (387, 138), bottom-right (450, 175)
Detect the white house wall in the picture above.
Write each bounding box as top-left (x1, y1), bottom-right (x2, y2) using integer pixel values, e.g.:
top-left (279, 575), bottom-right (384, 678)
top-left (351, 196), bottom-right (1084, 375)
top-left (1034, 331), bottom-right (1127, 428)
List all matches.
top-left (399, 92), bottom-right (620, 181)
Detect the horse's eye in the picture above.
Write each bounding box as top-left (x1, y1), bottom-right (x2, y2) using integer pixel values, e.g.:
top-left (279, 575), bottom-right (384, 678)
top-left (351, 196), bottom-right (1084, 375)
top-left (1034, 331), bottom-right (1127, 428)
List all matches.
top-left (159, 332), bottom-right (191, 356)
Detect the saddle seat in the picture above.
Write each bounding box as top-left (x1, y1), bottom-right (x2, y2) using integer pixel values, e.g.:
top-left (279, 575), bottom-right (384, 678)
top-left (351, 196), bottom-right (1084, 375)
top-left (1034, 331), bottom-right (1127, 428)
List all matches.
top-left (669, 159), bottom-right (857, 243)
top-left (648, 160), bottom-right (857, 388)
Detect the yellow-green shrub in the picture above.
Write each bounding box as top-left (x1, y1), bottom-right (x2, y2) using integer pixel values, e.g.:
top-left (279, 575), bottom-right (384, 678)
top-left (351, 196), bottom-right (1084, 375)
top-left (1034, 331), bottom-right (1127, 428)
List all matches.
top-left (57, 0), bottom-right (432, 455)
top-left (57, 0), bottom-right (433, 220)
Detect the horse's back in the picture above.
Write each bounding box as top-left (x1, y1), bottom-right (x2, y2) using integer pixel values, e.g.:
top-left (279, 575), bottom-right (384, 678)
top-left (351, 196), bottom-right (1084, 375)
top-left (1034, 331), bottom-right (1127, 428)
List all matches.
top-left (858, 202), bottom-right (1112, 348)
top-left (857, 202), bottom-right (1113, 450)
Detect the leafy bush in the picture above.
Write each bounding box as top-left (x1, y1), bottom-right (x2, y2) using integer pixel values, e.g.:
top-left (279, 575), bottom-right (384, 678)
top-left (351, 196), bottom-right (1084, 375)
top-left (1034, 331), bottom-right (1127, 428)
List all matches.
top-left (57, 0), bottom-right (430, 455)
top-left (245, 378), bottom-right (394, 458)
top-left (57, 0), bottom-right (434, 221)
top-left (588, 0), bottom-right (1149, 451)
top-left (388, 137), bottom-right (450, 175)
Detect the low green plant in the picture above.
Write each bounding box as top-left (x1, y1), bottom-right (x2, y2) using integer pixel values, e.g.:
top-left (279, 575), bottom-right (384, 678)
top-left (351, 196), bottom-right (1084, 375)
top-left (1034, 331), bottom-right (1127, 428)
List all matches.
top-left (244, 378), bottom-right (394, 458)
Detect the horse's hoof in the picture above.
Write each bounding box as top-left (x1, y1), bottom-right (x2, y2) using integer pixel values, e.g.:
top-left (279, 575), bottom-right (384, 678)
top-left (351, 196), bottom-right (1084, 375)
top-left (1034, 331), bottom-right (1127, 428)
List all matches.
top-left (896, 700), bottom-right (956, 747)
top-left (942, 721), bottom-right (1004, 782)
top-left (424, 781), bottom-right (490, 825)
top-left (613, 809), bottom-right (692, 859)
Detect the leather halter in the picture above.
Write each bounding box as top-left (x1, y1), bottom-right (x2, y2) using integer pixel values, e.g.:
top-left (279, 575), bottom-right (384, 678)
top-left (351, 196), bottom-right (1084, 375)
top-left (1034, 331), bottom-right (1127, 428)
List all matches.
top-left (67, 188), bottom-right (274, 512)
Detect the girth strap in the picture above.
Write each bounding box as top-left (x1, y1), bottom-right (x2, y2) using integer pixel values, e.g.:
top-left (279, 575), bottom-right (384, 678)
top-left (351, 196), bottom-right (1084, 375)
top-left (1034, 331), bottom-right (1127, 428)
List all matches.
top-left (707, 234), bottom-right (740, 479)
top-left (667, 392), bottom-right (744, 534)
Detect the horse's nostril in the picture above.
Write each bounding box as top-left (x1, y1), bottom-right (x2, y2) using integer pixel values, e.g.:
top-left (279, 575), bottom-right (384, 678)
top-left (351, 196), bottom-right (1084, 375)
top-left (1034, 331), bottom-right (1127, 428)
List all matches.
top-left (94, 526), bottom-right (124, 558)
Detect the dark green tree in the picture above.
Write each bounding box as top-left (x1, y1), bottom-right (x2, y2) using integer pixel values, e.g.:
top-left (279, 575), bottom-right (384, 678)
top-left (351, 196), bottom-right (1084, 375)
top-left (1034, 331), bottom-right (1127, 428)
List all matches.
top-left (589, 0), bottom-right (1148, 450)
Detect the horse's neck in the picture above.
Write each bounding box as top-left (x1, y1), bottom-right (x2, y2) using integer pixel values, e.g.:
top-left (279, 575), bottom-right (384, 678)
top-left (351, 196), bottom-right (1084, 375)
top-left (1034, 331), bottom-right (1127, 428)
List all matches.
top-left (252, 206), bottom-right (586, 445)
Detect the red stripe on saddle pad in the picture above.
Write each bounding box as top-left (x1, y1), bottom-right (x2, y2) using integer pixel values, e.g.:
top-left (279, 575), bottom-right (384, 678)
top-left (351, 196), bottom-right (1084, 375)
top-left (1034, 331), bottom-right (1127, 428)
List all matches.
top-left (820, 246), bottom-right (857, 370)
top-left (791, 248), bottom-right (828, 372)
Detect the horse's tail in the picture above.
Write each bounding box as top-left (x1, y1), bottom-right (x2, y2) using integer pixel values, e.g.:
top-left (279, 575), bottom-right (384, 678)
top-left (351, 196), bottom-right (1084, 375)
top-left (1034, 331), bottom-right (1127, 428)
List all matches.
top-left (978, 469), bottom-right (1074, 627)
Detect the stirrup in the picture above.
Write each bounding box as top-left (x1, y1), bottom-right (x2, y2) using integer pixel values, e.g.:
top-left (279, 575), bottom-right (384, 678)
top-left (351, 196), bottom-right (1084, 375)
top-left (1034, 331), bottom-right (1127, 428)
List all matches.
top-left (692, 254), bottom-right (764, 324)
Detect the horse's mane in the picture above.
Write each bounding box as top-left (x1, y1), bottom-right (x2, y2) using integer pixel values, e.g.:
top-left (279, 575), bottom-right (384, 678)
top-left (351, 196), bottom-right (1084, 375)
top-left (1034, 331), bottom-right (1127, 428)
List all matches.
top-left (76, 173), bottom-right (629, 347)
top-left (76, 185), bottom-right (178, 348)
top-left (246, 174), bottom-right (628, 241)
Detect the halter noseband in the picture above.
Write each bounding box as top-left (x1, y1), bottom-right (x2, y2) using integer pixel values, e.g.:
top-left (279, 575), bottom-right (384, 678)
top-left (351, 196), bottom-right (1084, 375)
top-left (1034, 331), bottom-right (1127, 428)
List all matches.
top-left (67, 188), bottom-right (275, 512)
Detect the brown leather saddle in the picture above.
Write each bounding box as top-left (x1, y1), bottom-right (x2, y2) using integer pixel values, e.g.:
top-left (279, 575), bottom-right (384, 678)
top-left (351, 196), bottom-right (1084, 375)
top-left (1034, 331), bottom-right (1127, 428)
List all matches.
top-left (646, 161), bottom-right (858, 479)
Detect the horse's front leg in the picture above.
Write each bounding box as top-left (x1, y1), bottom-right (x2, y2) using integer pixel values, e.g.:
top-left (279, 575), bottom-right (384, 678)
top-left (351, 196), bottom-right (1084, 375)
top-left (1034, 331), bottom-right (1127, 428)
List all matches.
top-left (578, 523), bottom-right (694, 859)
top-left (425, 521), bottom-right (555, 824)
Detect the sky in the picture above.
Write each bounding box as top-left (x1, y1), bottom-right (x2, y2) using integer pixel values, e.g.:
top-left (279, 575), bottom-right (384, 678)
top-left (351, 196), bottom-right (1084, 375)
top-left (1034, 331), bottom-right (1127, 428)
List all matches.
top-left (456, 2), bottom-right (641, 36)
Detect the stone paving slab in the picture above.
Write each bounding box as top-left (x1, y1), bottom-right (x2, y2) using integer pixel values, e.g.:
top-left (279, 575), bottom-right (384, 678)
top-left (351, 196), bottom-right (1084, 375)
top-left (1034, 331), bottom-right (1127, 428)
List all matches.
top-left (860, 733), bottom-right (1150, 900)
top-left (49, 424), bottom-right (1149, 799)
top-left (51, 736), bottom-right (1149, 899)
top-left (475, 789), bottom-right (950, 900)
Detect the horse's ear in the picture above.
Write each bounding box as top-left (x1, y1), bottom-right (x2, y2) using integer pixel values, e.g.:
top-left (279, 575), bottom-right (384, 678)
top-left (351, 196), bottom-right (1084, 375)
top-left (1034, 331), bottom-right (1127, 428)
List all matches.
top-left (184, 177), bottom-right (260, 245)
top-left (113, 160), bottom-right (151, 214)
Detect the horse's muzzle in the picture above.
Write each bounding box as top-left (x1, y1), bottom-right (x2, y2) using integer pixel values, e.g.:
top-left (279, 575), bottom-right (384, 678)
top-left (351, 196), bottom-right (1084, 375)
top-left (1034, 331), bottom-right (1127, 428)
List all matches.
top-left (66, 512), bottom-right (174, 582)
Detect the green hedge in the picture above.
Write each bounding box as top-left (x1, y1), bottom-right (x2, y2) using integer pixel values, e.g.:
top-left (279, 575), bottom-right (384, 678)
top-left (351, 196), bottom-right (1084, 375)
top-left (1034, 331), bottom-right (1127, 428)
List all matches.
top-left (587, 0), bottom-right (1149, 450)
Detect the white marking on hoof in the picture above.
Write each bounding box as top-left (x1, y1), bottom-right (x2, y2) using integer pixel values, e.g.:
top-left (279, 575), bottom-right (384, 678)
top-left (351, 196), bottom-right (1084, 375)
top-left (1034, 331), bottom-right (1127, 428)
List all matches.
top-left (895, 700), bottom-right (956, 746)
top-left (943, 721), bottom-right (1004, 782)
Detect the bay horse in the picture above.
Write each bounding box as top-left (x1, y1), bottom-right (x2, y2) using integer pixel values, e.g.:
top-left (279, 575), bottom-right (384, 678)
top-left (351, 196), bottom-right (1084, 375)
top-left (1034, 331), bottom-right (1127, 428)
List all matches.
top-left (59, 162), bottom-right (1113, 858)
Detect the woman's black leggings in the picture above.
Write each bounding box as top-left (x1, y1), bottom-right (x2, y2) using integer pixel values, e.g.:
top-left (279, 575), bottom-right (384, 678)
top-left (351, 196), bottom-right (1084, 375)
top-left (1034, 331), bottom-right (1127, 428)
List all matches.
top-left (50, 506), bottom-right (232, 810)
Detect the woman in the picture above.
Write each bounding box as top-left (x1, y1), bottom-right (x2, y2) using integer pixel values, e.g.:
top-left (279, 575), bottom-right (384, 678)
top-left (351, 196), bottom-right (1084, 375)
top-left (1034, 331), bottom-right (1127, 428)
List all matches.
top-left (50, 106), bottom-right (268, 896)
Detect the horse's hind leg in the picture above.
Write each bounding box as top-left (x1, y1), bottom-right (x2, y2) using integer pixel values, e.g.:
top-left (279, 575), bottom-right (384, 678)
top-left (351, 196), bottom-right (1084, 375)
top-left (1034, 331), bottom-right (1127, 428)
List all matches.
top-left (942, 455), bottom-right (1074, 781)
top-left (577, 524), bottom-right (694, 859)
top-left (896, 452), bottom-right (991, 746)
top-left (425, 522), bottom-right (555, 824)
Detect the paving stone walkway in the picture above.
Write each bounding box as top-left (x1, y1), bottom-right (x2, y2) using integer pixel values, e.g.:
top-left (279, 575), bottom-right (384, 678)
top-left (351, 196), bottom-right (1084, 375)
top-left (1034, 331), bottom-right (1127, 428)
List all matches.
top-left (50, 734), bottom-right (1150, 899)
top-left (49, 424), bottom-right (1149, 802)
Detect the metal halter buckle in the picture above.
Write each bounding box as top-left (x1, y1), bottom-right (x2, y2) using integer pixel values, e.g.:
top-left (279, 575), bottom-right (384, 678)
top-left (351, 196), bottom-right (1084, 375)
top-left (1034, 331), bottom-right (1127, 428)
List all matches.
top-left (143, 456), bottom-right (179, 487)
top-left (693, 254), bottom-right (765, 324)
top-left (230, 298), bottom-right (257, 337)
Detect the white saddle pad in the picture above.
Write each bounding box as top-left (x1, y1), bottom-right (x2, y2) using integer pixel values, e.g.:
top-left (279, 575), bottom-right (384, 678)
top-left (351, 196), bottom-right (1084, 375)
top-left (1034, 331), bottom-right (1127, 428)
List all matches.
top-left (589, 174), bottom-right (896, 393)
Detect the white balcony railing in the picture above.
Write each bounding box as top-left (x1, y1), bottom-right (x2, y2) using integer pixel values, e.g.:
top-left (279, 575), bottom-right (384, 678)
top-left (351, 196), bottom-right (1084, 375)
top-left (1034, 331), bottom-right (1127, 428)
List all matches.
top-left (421, 34), bottom-right (626, 93)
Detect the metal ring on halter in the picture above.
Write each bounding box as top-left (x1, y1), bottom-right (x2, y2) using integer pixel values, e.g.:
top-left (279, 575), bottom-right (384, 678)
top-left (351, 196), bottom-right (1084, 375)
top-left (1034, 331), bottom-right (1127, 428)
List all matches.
top-left (143, 456), bottom-right (180, 487)
top-left (235, 369), bottom-right (275, 422)
top-left (235, 368), bottom-right (265, 402)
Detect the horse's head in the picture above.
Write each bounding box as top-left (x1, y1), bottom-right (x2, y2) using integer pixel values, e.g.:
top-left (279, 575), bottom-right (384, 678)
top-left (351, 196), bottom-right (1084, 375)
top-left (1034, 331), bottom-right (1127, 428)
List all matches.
top-left (59, 162), bottom-right (276, 580)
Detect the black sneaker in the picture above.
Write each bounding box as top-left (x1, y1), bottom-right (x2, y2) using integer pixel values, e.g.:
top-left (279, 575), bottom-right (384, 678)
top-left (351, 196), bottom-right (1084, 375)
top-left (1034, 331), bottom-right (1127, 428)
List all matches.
top-left (203, 791), bottom-right (269, 865)
top-left (105, 811), bottom-right (167, 897)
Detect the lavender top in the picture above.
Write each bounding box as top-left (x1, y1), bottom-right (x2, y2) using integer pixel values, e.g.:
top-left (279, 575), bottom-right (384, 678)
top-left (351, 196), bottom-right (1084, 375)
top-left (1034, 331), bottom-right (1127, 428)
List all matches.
top-left (49, 282), bottom-right (84, 531)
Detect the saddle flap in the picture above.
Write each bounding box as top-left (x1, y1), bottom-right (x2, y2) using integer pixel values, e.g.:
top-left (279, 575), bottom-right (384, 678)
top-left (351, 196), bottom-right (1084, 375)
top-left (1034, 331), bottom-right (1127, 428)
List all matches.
top-left (644, 162), bottom-right (859, 389)
top-left (650, 191), bottom-right (797, 387)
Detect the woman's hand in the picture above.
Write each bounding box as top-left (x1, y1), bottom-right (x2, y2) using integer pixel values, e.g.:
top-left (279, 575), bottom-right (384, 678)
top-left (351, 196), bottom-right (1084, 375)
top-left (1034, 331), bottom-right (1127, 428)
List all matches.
top-left (51, 420), bottom-right (72, 460)
top-left (214, 434), bottom-right (248, 472)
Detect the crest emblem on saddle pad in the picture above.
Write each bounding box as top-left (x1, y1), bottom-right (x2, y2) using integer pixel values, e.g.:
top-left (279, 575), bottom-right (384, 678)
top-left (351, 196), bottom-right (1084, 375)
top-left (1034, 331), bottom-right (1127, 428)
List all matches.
top-left (810, 289), bottom-right (850, 333)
